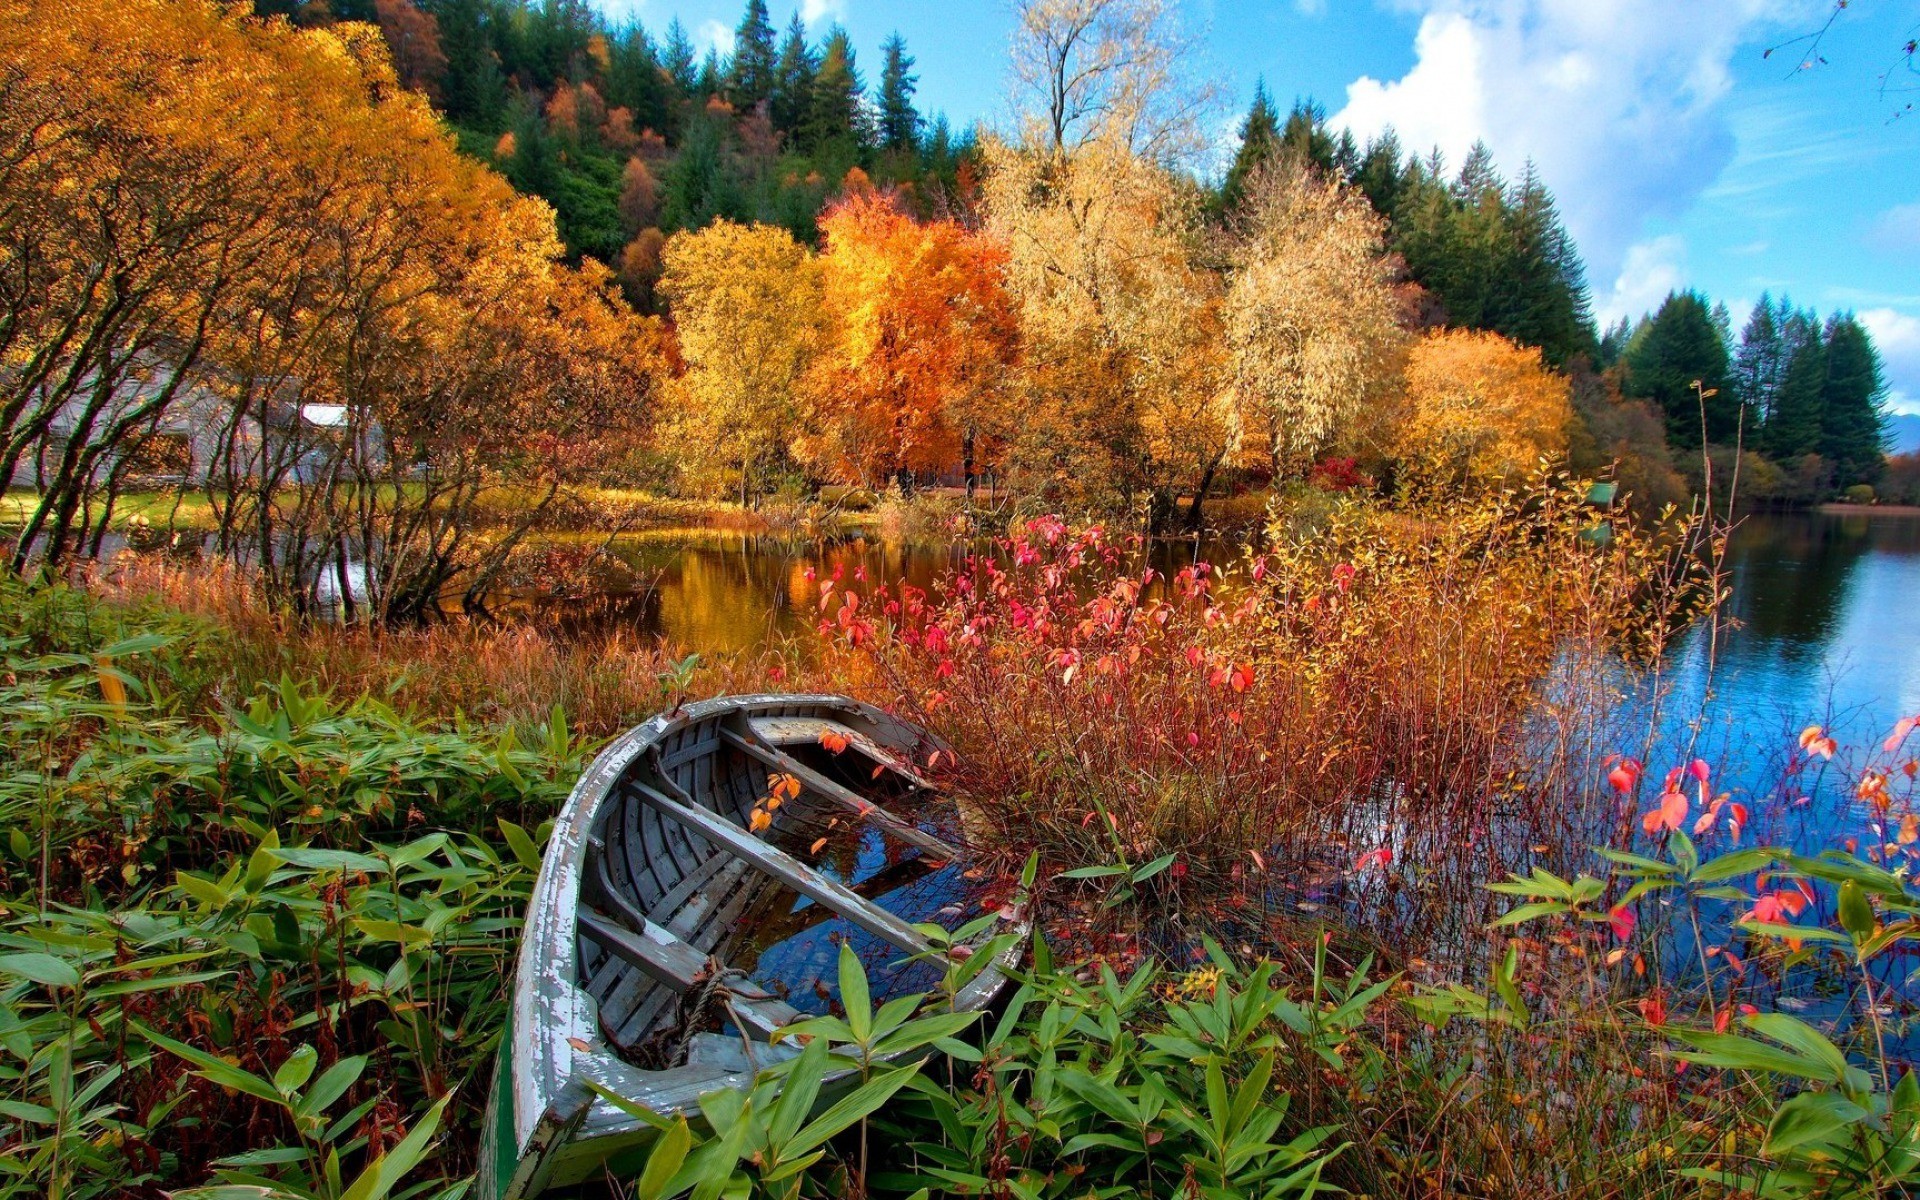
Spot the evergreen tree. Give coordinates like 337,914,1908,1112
1732,292,1787,425
660,100,747,230
1352,131,1405,218
1818,315,1889,487
526,0,596,88
802,25,867,157
1279,98,1337,174
728,0,776,111
1764,330,1828,463
662,19,697,95
770,14,817,138
430,0,507,129
604,22,673,136
1495,164,1597,366
1332,128,1359,179
1621,290,1737,447
696,47,725,100
1217,81,1280,216
1597,316,1633,369
876,32,920,154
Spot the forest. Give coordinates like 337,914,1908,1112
7,0,1894,626
7,3,1920,1200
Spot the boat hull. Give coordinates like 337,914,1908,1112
477,694,1020,1199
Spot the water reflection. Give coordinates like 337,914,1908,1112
1665,511,1920,803
528,530,1229,654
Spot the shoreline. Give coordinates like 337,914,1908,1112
1816,502,1920,517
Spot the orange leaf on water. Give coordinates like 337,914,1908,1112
819,730,851,754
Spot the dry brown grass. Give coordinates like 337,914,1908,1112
92,556,806,738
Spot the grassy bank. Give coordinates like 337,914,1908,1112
6,496,1920,1198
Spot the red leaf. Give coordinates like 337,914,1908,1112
1608,905,1636,941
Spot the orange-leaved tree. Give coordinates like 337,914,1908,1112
1396,328,1573,488
802,191,1019,493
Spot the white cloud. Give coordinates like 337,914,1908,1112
696,18,733,58
1599,234,1688,324
1331,0,1791,286
1861,307,1920,414
1870,202,1920,253
800,0,845,25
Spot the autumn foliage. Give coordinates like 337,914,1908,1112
817,479,1673,924
0,0,663,617
802,191,1018,487
1397,328,1574,486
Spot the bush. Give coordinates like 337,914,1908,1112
816,477,1707,959
1843,483,1876,505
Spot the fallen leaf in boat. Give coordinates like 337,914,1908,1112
567,1038,592,1051
819,730,851,754
750,809,772,833
810,837,828,854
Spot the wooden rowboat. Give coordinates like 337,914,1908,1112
478,694,1023,1200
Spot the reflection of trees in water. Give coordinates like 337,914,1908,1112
1724,514,1875,652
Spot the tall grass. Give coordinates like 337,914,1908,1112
92,556,796,738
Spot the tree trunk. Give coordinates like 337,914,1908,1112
1183,452,1224,535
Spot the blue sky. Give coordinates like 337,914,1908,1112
605,0,1919,413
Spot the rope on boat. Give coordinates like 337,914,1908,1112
673,955,780,1075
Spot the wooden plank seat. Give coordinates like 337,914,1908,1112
629,775,936,959
576,911,801,1043
744,715,937,790
715,725,961,862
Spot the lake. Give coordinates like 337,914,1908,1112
1658,509,1920,847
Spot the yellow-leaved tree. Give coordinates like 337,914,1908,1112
981,136,1230,527
0,0,662,619
657,221,824,501
1396,328,1573,487
1224,162,1406,475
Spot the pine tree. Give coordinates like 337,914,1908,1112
1764,331,1827,463
729,0,776,111
696,48,725,100
526,0,595,88
1279,98,1337,174
1218,81,1280,216
1352,131,1404,218
1496,165,1596,366
604,22,673,136
431,0,507,129
770,14,816,138
1732,293,1787,425
802,25,867,158
1597,317,1632,369
662,19,697,95
660,100,747,230
876,32,920,154
1621,290,1737,447
1818,315,1889,487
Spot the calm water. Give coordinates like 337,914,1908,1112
528,529,1223,653
539,513,1920,856
1659,510,1920,844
